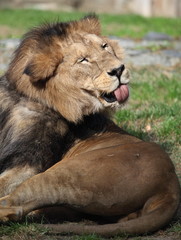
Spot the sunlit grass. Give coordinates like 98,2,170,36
0,9,180,39
115,68,181,142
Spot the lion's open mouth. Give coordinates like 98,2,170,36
101,84,129,103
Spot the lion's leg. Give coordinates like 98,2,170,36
0,166,38,198
0,164,87,222
0,174,49,221
42,176,181,236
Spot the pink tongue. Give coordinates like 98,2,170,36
114,85,129,103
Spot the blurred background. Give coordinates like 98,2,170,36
0,0,181,17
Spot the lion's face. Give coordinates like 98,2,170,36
59,33,129,107
7,16,130,122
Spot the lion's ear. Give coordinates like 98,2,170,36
76,15,101,35
24,50,62,82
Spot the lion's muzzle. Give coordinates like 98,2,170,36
102,64,129,103
107,64,125,80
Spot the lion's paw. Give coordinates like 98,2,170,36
0,206,23,222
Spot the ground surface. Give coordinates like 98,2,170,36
0,31,181,72
0,12,180,240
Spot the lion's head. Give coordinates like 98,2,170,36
6,15,130,122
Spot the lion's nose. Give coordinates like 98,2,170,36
108,64,125,80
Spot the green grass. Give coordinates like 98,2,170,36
100,14,181,39
0,219,180,240
135,41,174,52
115,69,181,142
167,219,181,234
74,234,102,240
0,222,48,239
0,9,181,39
0,9,83,30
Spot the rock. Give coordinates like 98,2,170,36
126,49,149,56
174,41,181,50
0,39,19,49
141,40,170,48
110,36,137,49
144,32,172,41
125,52,180,67
161,50,181,58
0,63,7,73
0,37,181,73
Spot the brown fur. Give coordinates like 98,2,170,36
0,129,180,236
0,15,128,198
7,15,126,122
6,17,126,122
0,16,180,237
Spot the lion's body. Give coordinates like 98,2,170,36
0,16,180,236
0,74,109,196
0,76,66,174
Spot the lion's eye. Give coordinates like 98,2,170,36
102,43,108,49
78,58,89,63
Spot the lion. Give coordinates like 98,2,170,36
0,15,129,197
0,15,180,237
